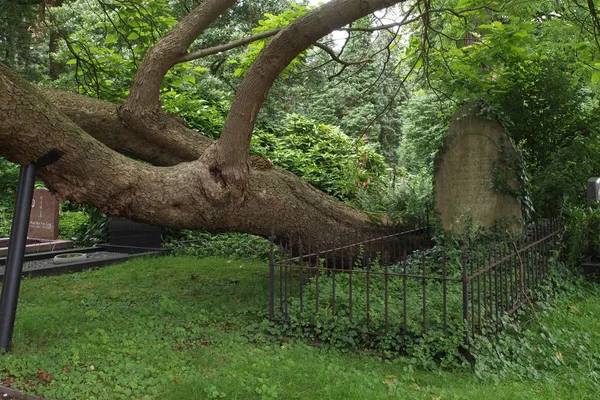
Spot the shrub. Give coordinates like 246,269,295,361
59,212,89,241
563,205,600,267
171,231,271,260
251,114,388,201
0,157,19,210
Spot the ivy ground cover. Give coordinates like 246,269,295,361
0,256,599,399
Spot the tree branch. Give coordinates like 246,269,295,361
176,28,282,63
118,0,237,163
123,0,237,111
313,42,371,66
0,61,386,248
213,0,406,190
37,87,210,166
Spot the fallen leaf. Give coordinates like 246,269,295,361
36,370,53,383
384,379,395,386
90,364,95,371
412,382,420,389
1,377,15,387
173,377,181,384
556,352,563,362
62,365,71,373
200,338,211,346
190,274,199,280
567,305,580,313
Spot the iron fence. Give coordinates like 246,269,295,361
462,218,562,342
268,218,563,346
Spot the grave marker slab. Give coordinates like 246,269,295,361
434,102,522,232
28,188,59,240
587,177,600,208
109,217,162,248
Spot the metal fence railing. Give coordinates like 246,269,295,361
268,218,562,346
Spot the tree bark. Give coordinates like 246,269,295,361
0,62,386,248
118,0,237,163
38,87,210,166
0,0,409,249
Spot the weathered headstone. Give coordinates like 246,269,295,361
434,103,522,232
587,178,600,208
109,216,162,248
28,188,59,240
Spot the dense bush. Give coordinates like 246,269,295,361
563,205,600,267
72,206,109,246
170,231,271,260
349,168,433,219
161,88,230,140
532,133,600,216
59,212,90,241
0,157,19,211
251,114,388,201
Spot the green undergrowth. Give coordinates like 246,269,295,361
0,256,598,399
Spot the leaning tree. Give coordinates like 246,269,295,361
3,0,598,247
0,0,411,247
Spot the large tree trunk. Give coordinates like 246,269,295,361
0,0,407,249
0,62,387,248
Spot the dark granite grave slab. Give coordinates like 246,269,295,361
0,237,74,257
109,217,162,248
0,244,171,280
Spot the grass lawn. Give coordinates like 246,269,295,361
0,255,599,399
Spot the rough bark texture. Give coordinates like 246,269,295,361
0,62,384,248
0,0,408,248
38,87,210,166
118,0,237,164
213,0,405,189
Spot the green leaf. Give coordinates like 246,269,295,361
592,71,600,85
127,32,139,41
414,57,423,70
104,33,119,45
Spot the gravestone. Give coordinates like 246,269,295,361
587,178,600,208
434,103,522,232
28,188,59,240
109,216,162,248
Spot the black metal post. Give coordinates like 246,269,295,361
268,233,275,319
0,164,37,351
461,242,470,345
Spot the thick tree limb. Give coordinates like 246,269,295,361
123,0,237,111
0,0,415,247
38,87,210,166
214,0,406,189
118,0,237,163
0,61,385,248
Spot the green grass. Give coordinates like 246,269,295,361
0,256,599,399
